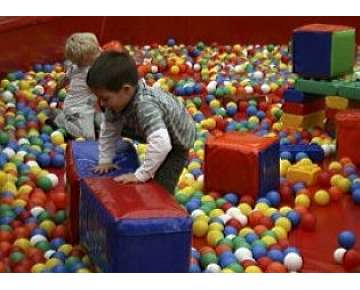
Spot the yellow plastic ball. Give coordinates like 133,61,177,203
170,65,180,74
313,190,330,206
275,217,292,232
209,209,224,218
336,178,351,193
239,227,254,237
238,203,252,216
0,171,8,186
46,258,62,269
295,194,311,208
31,263,46,273
255,202,269,214
58,244,73,256
77,268,91,273
209,99,221,110
272,226,288,240
207,230,224,247
50,131,65,145
261,235,277,247
19,185,33,195
245,265,262,273
330,174,343,187
264,207,278,217
329,161,342,172
13,199,27,208
279,206,292,216
201,195,214,203
40,220,56,234
14,238,31,251
193,220,209,238
2,181,17,194
208,222,224,232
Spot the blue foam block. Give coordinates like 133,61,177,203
293,30,332,78
71,140,140,178
283,88,322,104
280,143,325,164
259,140,280,196
79,179,192,273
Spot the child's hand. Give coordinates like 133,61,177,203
93,163,119,175
114,173,139,184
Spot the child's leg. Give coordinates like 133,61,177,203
60,112,96,140
154,147,188,195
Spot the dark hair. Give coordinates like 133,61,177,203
86,50,138,91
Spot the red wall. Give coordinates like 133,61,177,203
0,16,359,74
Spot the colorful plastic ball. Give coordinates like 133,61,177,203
352,189,360,205
275,217,292,232
300,213,316,232
337,178,351,193
193,220,209,238
234,247,253,262
313,190,330,206
37,153,51,168
283,253,303,272
36,176,53,192
244,265,262,273
50,131,64,145
31,263,46,273
287,211,301,227
252,245,267,260
223,193,239,205
51,264,68,273
51,154,65,168
200,252,218,269
265,191,280,207
207,230,224,247
189,263,201,273
343,249,360,272
338,231,356,249
295,194,311,208
267,249,284,263
334,248,347,264
167,38,176,46
280,151,292,161
295,152,308,162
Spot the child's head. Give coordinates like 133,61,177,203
87,51,139,112
64,32,101,67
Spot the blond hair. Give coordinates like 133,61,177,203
64,32,100,67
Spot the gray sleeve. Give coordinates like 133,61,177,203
136,101,167,138
98,114,123,164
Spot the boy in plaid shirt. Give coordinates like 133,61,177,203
87,51,196,194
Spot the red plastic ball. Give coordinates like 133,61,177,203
257,256,272,271
343,250,360,272
300,212,317,232
248,211,264,228
317,171,332,187
266,262,287,273
240,195,255,207
329,186,343,202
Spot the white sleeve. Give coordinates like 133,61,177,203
134,128,172,182
98,115,123,164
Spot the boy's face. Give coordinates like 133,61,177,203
93,85,135,112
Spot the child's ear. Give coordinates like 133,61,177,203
122,84,135,95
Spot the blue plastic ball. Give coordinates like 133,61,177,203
205,94,215,103
287,211,301,227
246,106,258,117
51,154,65,168
293,182,305,193
52,264,68,273
267,249,284,262
37,153,51,168
245,232,259,244
167,38,176,47
283,247,300,256
295,152,308,162
224,225,237,236
50,238,65,250
352,189,360,205
265,191,281,207
338,231,356,249
189,263,201,273
280,151,293,161
252,245,267,259
223,193,239,205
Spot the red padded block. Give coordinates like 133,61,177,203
295,23,354,32
82,178,187,219
204,132,279,198
64,142,80,243
283,98,325,115
336,110,360,165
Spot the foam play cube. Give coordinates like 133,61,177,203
283,98,325,115
281,111,325,129
286,160,322,186
79,178,192,272
283,88,323,104
337,81,360,101
280,144,324,164
294,79,339,96
293,24,356,78
326,96,349,110
204,132,279,198
65,140,139,243
336,110,360,165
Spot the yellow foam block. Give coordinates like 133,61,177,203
286,162,321,186
281,111,325,129
325,96,349,110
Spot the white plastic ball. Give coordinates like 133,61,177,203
233,213,248,226
284,253,303,272
226,207,242,217
47,173,59,187
321,144,332,157
2,90,14,102
333,248,347,264
206,263,221,273
329,144,336,154
18,138,30,145
44,250,56,259
34,85,45,95
3,147,15,159
225,234,236,240
253,71,264,80
218,214,232,224
27,161,40,168
235,247,253,262
191,209,206,220
30,206,45,218
234,65,244,74
151,66,158,73
261,83,271,94
30,234,47,246
244,85,254,94
193,64,201,72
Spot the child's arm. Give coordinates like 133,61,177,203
133,128,172,182
98,116,123,165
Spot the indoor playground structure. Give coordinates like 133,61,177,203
1,16,360,273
